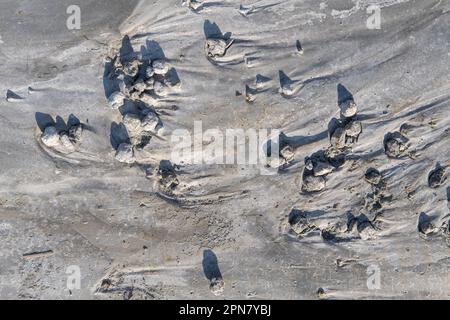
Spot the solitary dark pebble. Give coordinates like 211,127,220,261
301,169,326,193
365,168,382,185
428,166,446,188
204,38,234,59
417,212,439,237
384,131,409,158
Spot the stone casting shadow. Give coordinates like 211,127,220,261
35,112,81,133
202,249,222,281
203,20,231,40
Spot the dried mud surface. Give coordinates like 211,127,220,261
0,0,449,299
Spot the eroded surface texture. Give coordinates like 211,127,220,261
0,0,449,299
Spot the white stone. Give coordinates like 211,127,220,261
152,60,169,75
123,59,140,77
115,143,135,164
302,170,326,192
153,81,168,97
59,133,76,153
122,113,143,139
344,121,362,138
130,91,141,100
358,222,377,240
41,126,60,148
385,134,409,158
209,278,224,296
205,39,229,58
339,99,357,118
280,83,296,96
280,145,295,163
142,112,163,134
108,91,126,109
330,127,346,149
133,79,147,94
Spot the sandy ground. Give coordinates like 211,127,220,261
0,0,449,299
